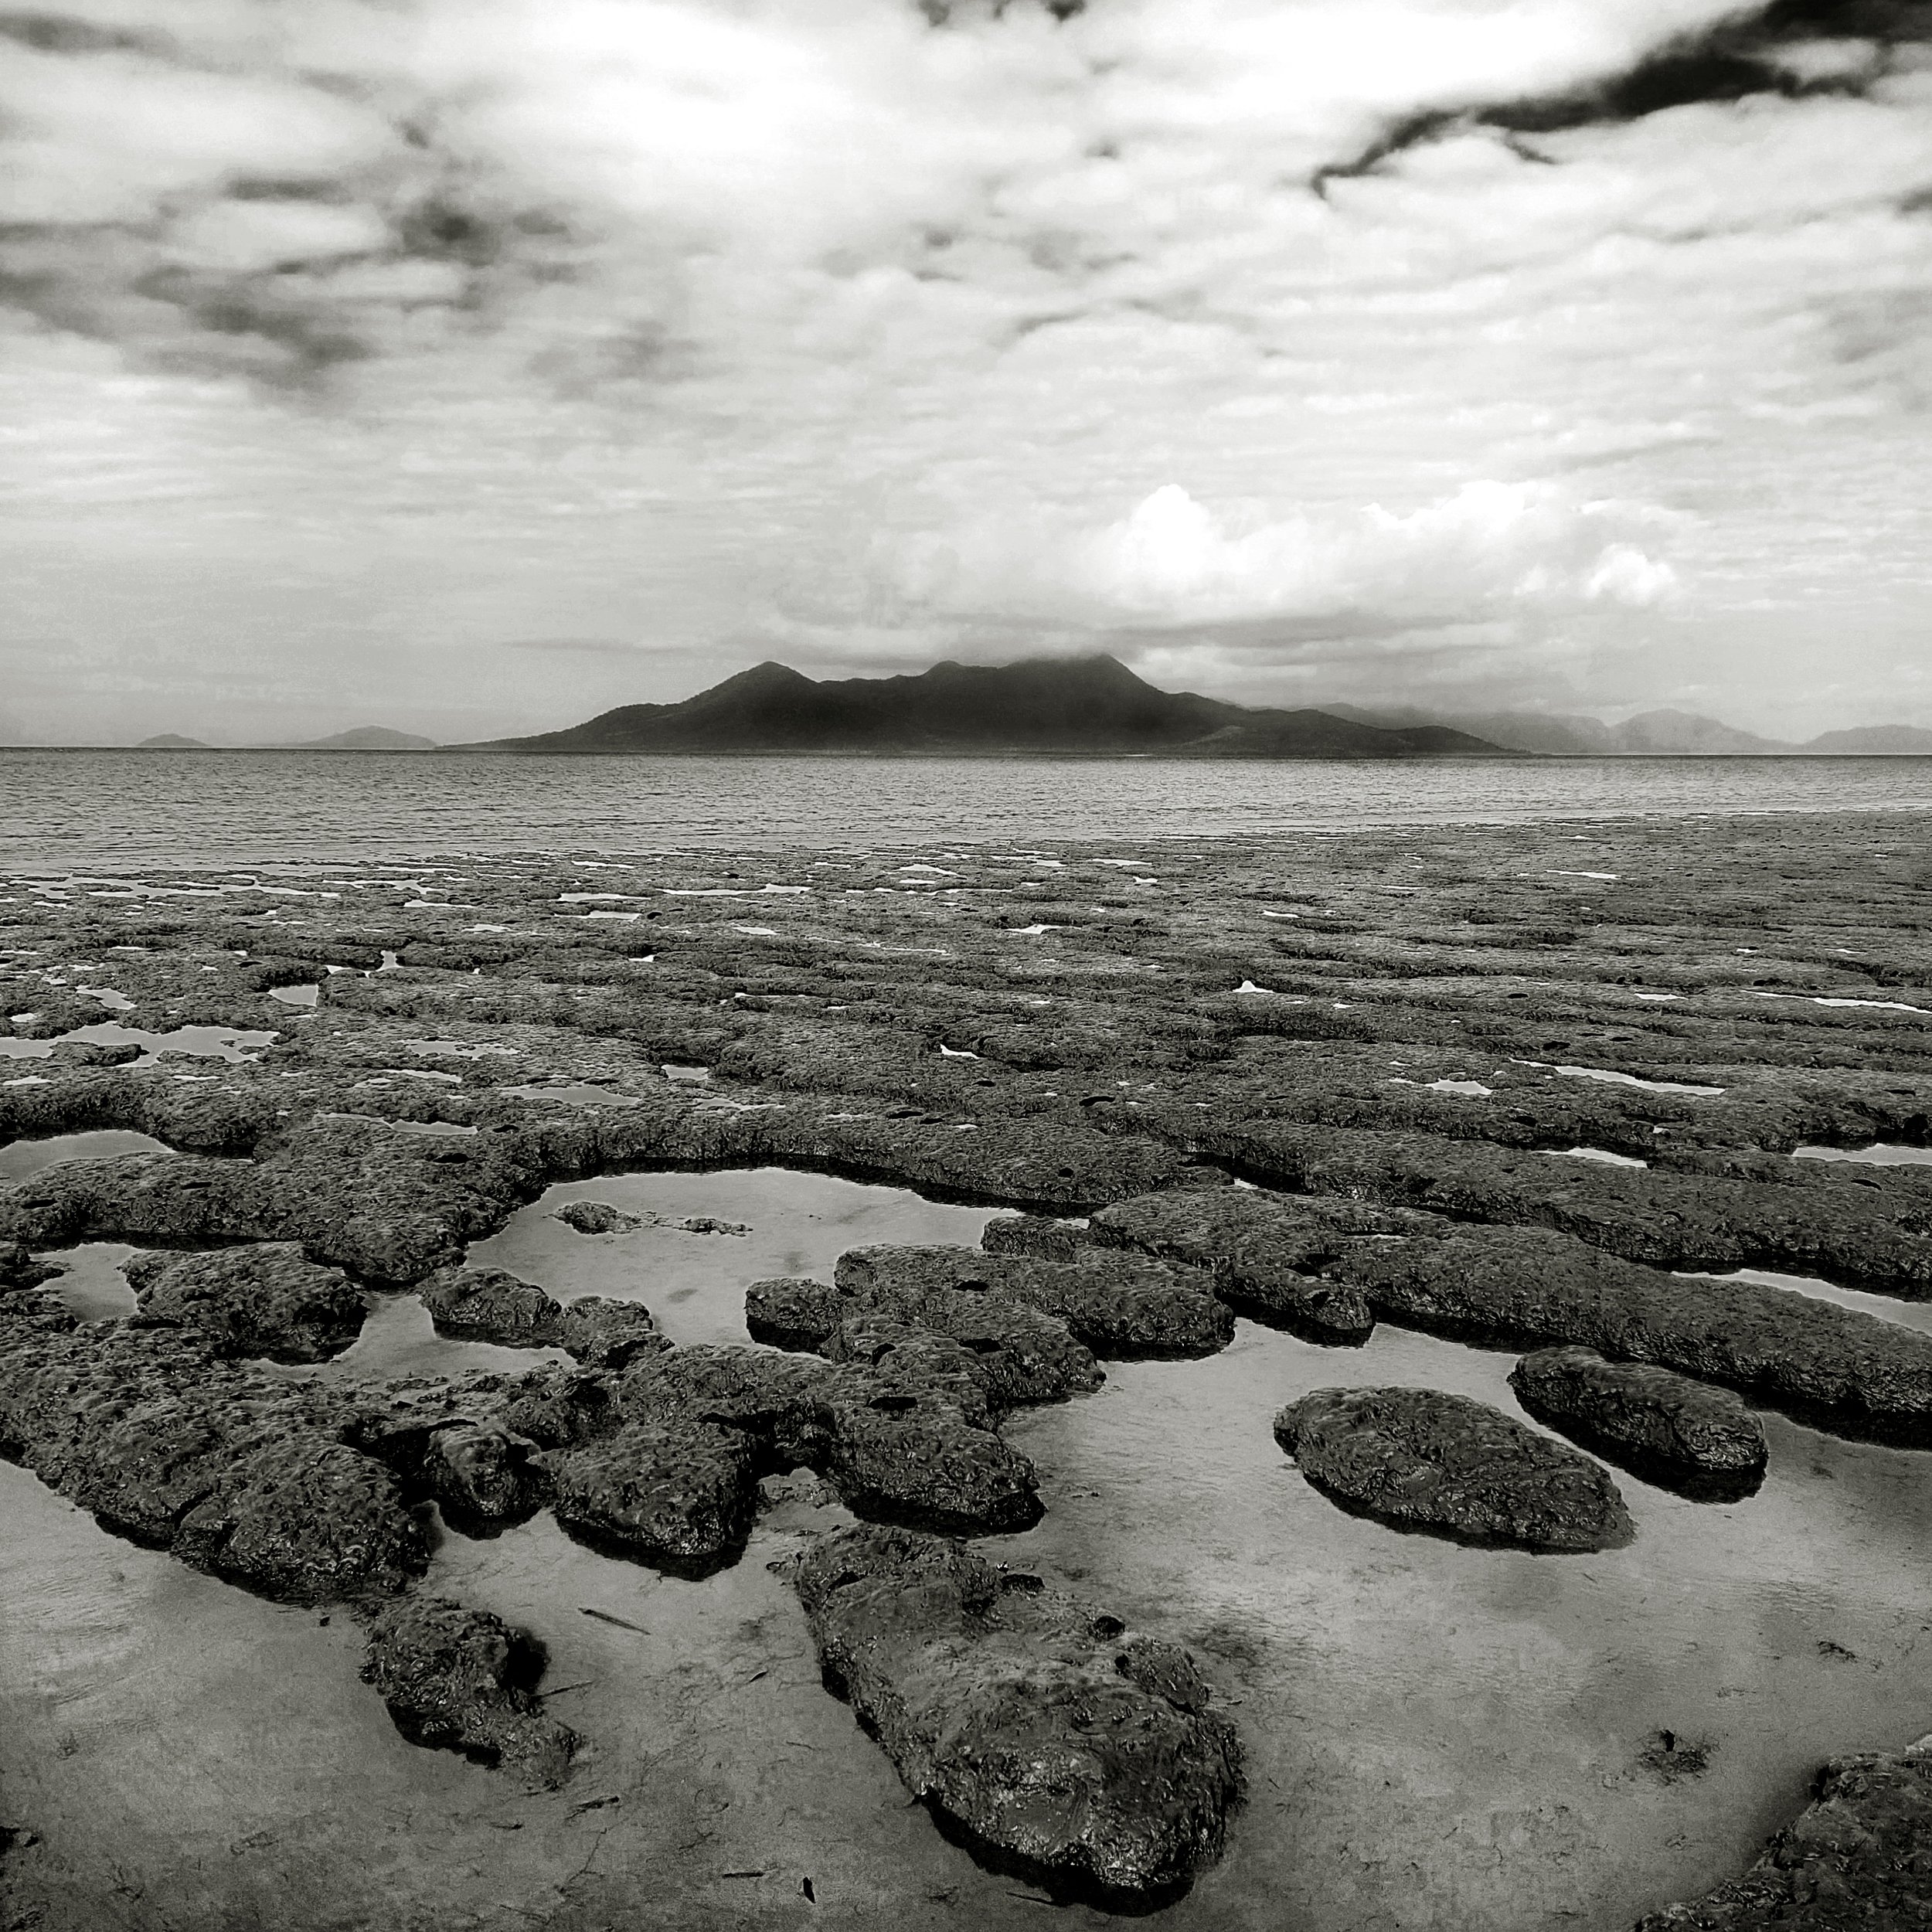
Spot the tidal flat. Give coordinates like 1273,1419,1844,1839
3,811,1930,1929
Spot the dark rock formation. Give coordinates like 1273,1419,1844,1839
1275,1386,1634,1553
554,1296,669,1369
745,1275,845,1352
1088,1189,1379,1344
1332,1223,1932,1446
420,1265,563,1346
125,1243,366,1362
838,1241,1233,1359
1632,1739,1932,1928
550,1200,640,1234
1510,1348,1767,1499
0,1240,56,1294
359,1595,577,1788
795,1523,1243,1907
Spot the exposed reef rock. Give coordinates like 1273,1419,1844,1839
1275,1386,1634,1552
1087,1189,1381,1342
359,1595,577,1789
795,1523,1243,1907
420,1264,566,1346
838,1241,1233,1359
554,1295,670,1369
1510,1347,1767,1499
125,1243,366,1362
1633,1738,1932,1928
0,1311,427,1603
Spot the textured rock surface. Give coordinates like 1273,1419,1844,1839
795,1523,1243,1906
359,1595,577,1789
1510,1347,1768,1499
554,1294,670,1368
1089,1189,1381,1342
125,1242,366,1362
1632,1739,1932,1929
1275,1386,1634,1553
851,1240,1235,1359
420,1264,563,1345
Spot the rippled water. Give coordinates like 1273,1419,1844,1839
4,750,1930,869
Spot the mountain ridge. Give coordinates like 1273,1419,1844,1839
1323,702,1932,756
463,655,1506,759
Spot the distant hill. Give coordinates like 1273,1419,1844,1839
134,733,210,750
1326,702,1932,756
467,655,1505,760
298,726,438,750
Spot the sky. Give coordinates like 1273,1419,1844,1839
1,0,1928,744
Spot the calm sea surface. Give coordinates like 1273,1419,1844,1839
4,749,1930,871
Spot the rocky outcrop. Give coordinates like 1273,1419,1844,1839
837,1242,1233,1359
420,1265,564,1346
359,1596,577,1788
1275,1386,1634,1553
1087,1189,1380,1344
1510,1348,1767,1499
125,1243,366,1362
1332,1223,1932,1446
1632,1739,1932,1928
795,1524,1243,1907
554,1296,669,1368
0,1309,428,1602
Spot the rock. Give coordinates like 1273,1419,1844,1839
1632,1740,1932,1928
550,1200,641,1235
1334,1223,1932,1446
419,1265,563,1346
555,1297,670,1369
547,1418,761,1576
1510,1348,1767,1499
124,1243,366,1363
832,1250,1104,1407
0,1241,56,1294
745,1275,845,1352
795,1524,1243,1907
842,1243,1233,1359
1274,1386,1634,1553
1089,1190,1379,1344
0,1309,427,1604
359,1595,577,1789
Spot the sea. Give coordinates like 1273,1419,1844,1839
5,748,1932,871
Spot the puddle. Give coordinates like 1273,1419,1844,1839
1536,1063,1725,1098
304,1294,564,1383
464,1168,996,1350
32,1242,140,1320
0,1130,171,1182
0,1022,277,1066
270,984,321,1008
12,1291,1932,1930
1794,1144,1932,1168
1675,1267,1932,1338
1548,1146,1649,1169
500,1083,646,1109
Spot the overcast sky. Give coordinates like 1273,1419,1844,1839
2,0,1928,743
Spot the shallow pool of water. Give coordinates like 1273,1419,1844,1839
0,1130,171,1182
1794,1142,1932,1168
9,1175,1932,1930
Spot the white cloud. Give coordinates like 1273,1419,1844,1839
886,480,1679,628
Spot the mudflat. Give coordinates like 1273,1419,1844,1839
2,810,1929,1929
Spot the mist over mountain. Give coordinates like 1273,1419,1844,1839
1323,704,1932,757
295,726,439,750
467,655,1504,759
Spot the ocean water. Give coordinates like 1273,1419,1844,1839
3,748,1930,869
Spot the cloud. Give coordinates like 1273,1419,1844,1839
0,0,1929,737
884,480,1680,631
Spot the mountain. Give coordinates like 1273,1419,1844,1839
298,726,438,750
469,655,1505,759
134,733,210,750
1327,702,1932,755
1802,724,1932,755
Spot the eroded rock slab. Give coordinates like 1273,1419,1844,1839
1510,1347,1767,1499
125,1243,366,1362
420,1264,565,1346
1274,1386,1634,1552
360,1595,577,1789
1633,1738,1932,1929
795,1523,1243,1907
